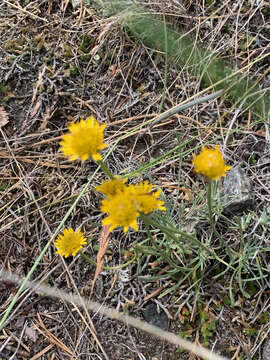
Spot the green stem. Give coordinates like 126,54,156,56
207,180,215,234
143,214,211,254
207,181,233,256
143,215,196,243
97,160,115,179
80,252,137,270
143,222,186,271
142,213,236,271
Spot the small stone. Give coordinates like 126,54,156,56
220,166,253,215
142,303,169,331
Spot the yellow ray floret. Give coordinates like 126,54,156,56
192,145,231,180
55,228,87,258
128,181,166,214
96,177,128,197
100,181,166,232
101,193,139,233
60,116,107,162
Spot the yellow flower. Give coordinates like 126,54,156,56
101,193,139,233
128,181,166,214
54,228,87,257
192,146,231,180
96,177,128,197
60,116,107,162
100,181,166,232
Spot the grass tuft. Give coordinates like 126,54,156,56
100,0,270,119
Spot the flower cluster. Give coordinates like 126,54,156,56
192,145,231,180
57,116,231,258
56,116,166,257
97,178,166,233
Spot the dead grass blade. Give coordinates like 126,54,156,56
0,107,9,129
90,225,111,297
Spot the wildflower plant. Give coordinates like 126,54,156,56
52,104,270,303
2,114,268,335
57,116,166,263
55,115,270,303
192,146,232,257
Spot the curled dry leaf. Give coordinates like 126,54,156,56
0,107,9,128
90,225,111,298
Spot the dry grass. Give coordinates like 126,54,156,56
0,0,270,359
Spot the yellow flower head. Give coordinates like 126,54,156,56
101,193,139,233
96,177,128,197
54,228,87,258
128,181,166,214
192,145,231,180
99,180,166,232
60,116,107,162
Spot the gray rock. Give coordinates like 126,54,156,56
142,303,169,331
220,166,253,215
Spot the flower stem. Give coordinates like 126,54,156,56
97,160,115,179
207,181,233,256
207,180,216,234
142,214,206,251
141,213,236,270
80,251,137,270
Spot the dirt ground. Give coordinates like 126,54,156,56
0,0,270,359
